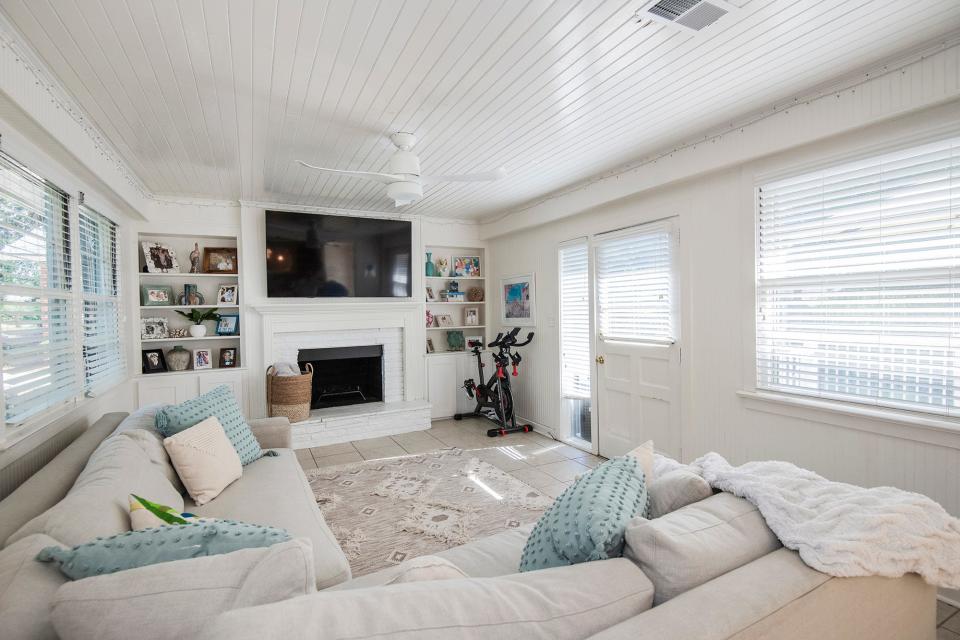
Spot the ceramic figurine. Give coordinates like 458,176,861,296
189,243,201,273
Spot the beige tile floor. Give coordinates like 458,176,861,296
297,417,959,635
295,416,604,499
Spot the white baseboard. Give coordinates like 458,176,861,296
940,587,960,608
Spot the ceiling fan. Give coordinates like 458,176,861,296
297,132,507,207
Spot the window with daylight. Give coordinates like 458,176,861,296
0,148,125,442
595,221,676,344
756,135,960,417
79,202,125,396
560,240,592,441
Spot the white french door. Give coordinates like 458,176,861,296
593,219,681,459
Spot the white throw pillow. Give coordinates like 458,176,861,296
625,440,656,482
163,416,242,506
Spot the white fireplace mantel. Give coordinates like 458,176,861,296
248,302,425,420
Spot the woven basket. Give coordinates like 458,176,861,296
266,363,313,423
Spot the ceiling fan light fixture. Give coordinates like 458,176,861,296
387,180,422,207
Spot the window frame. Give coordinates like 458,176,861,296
750,131,960,424
0,146,126,449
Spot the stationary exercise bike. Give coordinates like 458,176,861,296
455,327,535,437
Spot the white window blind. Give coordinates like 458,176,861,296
757,135,960,417
0,150,78,428
560,241,590,399
79,202,124,396
596,221,675,343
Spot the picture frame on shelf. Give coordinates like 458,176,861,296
426,286,437,302
436,314,454,328
141,241,180,273
141,349,167,374
217,284,239,305
501,273,536,326
140,317,170,340
216,314,240,336
140,284,174,306
426,338,436,353
203,247,238,274
193,348,212,370
464,307,479,326
219,348,238,368
453,256,481,278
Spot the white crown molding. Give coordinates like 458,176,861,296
0,9,153,202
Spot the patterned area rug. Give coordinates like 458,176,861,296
306,448,551,577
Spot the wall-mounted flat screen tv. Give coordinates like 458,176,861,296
265,210,412,298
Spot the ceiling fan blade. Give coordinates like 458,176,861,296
296,161,402,184
422,167,507,185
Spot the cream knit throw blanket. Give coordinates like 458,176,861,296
685,452,960,589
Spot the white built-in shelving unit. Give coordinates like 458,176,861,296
134,233,247,409
422,246,487,356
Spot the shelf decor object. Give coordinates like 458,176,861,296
178,284,204,306
425,251,437,277
140,284,174,306
141,317,170,340
142,349,168,374
174,308,221,338
453,256,481,277
166,345,191,371
216,314,240,336
203,247,238,274
188,242,202,273
266,363,313,423
142,241,181,273
193,348,213,370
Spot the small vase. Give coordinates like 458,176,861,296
167,345,190,371
425,252,437,277
189,324,207,338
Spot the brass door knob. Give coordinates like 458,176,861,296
596,355,605,364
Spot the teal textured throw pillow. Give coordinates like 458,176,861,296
36,520,290,580
519,456,649,572
155,385,262,465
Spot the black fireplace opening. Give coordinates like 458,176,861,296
297,345,384,410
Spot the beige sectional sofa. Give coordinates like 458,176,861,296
0,410,937,640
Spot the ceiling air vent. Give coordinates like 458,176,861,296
637,0,734,32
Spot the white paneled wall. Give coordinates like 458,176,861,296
487,97,960,516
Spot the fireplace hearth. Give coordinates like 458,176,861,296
298,345,384,409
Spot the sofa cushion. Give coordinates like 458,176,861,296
647,468,712,518
7,435,184,548
203,557,654,640
520,456,648,572
333,523,535,591
163,416,243,506
624,492,782,604
0,413,126,547
185,449,351,589
155,385,262,465
0,534,68,640
50,539,315,640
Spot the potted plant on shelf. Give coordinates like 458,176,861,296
175,308,221,338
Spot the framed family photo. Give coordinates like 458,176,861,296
140,284,174,306
216,314,240,336
203,247,238,274
217,284,239,305
500,274,535,326
140,317,170,340
141,241,180,273
219,348,238,368
141,349,167,374
193,348,212,370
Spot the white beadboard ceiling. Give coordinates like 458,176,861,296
1,0,958,220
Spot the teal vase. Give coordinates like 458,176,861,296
425,252,437,277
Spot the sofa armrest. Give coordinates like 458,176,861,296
248,417,292,449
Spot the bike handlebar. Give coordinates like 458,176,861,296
513,332,535,347
487,332,504,348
